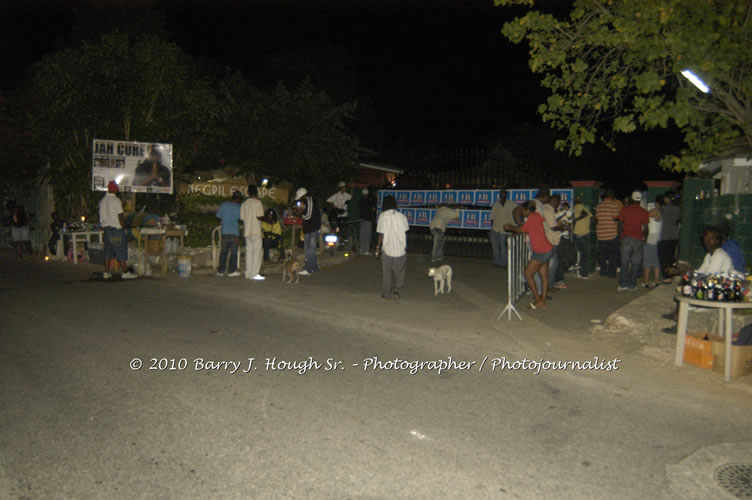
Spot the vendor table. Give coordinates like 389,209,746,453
673,295,752,382
137,228,186,277
62,231,103,264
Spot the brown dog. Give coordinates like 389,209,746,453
282,254,300,284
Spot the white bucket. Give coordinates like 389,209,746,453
177,255,192,278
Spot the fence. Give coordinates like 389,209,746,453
498,233,530,320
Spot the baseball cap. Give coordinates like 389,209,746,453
107,180,119,193
338,181,346,188
295,187,307,200
631,191,642,201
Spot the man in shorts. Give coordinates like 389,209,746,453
98,181,137,280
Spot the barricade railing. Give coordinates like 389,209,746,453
498,233,530,320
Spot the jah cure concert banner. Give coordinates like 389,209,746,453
92,139,173,194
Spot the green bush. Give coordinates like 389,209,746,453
183,212,219,247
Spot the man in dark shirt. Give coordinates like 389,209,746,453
359,188,374,255
658,191,681,282
296,187,321,275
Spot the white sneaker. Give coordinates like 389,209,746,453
253,274,266,281
228,271,241,277
216,272,225,277
298,270,311,276
102,272,112,280
122,272,138,280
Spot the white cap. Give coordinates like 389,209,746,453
362,188,369,196
631,191,642,201
338,181,346,188
295,188,307,200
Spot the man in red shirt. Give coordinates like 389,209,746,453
505,201,553,310
617,191,649,291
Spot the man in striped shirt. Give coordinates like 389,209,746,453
596,189,622,278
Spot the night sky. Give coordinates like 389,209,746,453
1,0,683,189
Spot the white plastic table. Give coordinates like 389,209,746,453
62,231,104,264
673,295,752,382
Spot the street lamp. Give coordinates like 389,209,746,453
681,69,710,93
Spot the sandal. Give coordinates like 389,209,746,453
529,302,537,310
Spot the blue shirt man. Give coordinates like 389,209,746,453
215,191,243,276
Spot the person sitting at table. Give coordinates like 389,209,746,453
262,209,282,262
696,225,734,275
662,225,733,332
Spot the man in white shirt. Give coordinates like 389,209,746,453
662,225,733,333
429,205,460,262
98,180,137,280
375,195,410,299
240,185,266,280
697,226,733,274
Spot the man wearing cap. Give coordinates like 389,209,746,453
240,185,265,281
215,190,243,277
616,191,649,291
327,181,352,236
98,181,137,280
296,187,321,275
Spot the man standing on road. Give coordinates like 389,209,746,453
375,195,409,300
489,187,516,268
359,188,374,255
658,191,681,282
596,189,622,278
98,180,137,280
617,191,649,291
216,191,243,277
296,187,321,276
429,204,460,262
572,196,592,279
541,194,567,290
240,185,265,281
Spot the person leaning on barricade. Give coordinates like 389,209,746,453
504,201,553,310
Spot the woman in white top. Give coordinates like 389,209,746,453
642,196,663,288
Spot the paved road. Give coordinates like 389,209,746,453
1,252,750,498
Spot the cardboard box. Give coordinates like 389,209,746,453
146,238,164,254
684,333,714,369
710,334,752,379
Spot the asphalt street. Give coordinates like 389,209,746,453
1,251,751,499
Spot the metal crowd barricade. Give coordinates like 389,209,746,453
498,233,530,320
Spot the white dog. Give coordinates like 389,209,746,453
428,265,452,295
